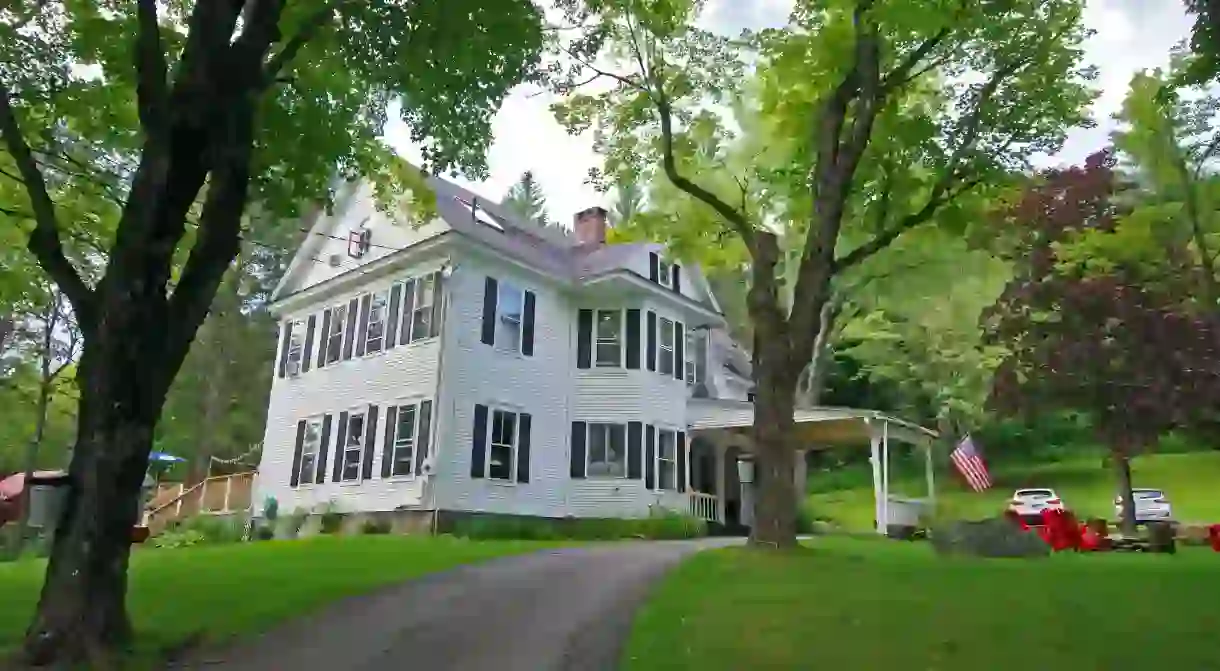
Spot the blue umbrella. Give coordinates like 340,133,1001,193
149,451,185,464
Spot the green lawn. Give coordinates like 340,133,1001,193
623,536,1220,670
0,535,559,660
808,451,1220,531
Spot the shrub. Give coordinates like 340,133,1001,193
285,507,309,538
253,525,275,541
153,529,207,549
360,517,393,535
176,514,247,543
451,510,706,541
318,505,344,535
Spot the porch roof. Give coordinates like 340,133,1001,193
686,398,937,448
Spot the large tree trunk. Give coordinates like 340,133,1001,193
22,343,161,665
1112,448,1136,536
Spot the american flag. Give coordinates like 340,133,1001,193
950,434,992,492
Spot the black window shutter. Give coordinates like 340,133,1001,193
416,400,433,475
430,271,444,338
576,309,593,369
625,309,641,369
645,425,656,489
316,414,332,484
317,309,332,368
672,264,682,294
648,251,659,283
289,420,306,486
355,293,372,357
646,311,657,371
517,413,532,483
627,421,643,479
381,405,397,478
399,278,417,343
674,321,685,381
333,411,349,481
342,298,358,360
361,405,379,480
471,404,488,478
522,291,536,356
301,315,316,372
277,321,292,378
677,431,687,492
386,283,402,349
481,277,498,345
570,421,587,478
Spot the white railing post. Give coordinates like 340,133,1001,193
223,476,233,512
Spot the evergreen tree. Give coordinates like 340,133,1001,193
501,171,551,227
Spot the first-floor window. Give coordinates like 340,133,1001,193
364,290,388,354
496,283,524,354
341,412,365,481
595,309,623,367
658,317,675,376
489,409,518,480
391,403,418,477
587,423,627,477
325,302,346,364
657,429,677,490
297,417,324,485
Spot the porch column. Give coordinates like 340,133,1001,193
869,423,884,535
925,440,936,507
715,441,727,524
881,421,890,535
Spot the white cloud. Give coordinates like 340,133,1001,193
384,0,1194,223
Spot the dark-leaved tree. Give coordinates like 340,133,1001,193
985,151,1220,533
0,1,544,664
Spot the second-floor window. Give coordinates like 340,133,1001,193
686,329,706,386
595,309,622,367
341,412,365,482
409,274,436,343
286,319,305,374
657,259,673,289
496,282,524,354
587,423,627,477
325,303,346,364
364,290,388,354
658,317,675,376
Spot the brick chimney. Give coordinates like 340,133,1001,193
573,206,609,246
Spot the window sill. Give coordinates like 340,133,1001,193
386,474,418,483
338,479,363,487
292,483,315,491
486,479,518,487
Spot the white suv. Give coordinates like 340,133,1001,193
1008,488,1065,522
1115,488,1173,524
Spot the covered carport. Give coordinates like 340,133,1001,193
684,398,939,534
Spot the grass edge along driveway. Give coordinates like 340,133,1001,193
622,536,1220,671
0,535,564,662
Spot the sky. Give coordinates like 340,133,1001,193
383,0,1196,227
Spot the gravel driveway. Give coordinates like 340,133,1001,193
173,538,739,671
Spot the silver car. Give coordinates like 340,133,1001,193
1114,488,1173,524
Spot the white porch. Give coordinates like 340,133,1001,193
680,398,939,535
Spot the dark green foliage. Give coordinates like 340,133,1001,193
452,511,708,541
360,518,393,535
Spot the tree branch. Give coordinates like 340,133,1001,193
135,0,170,141
262,1,345,87
0,85,96,331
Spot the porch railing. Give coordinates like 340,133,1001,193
143,471,254,534
687,491,721,524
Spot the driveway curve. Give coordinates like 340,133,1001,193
173,538,740,671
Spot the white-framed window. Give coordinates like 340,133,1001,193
325,303,346,364
657,428,677,490
364,290,388,354
587,423,627,477
286,319,305,373
496,282,525,354
390,403,419,477
488,409,518,481
297,416,324,485
658,317,675,376
686,329,705,386
410,273,436,343
340,411,365,482
657,259,673,288
595,309,623,367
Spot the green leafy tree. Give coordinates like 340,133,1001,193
501,170,552,226
552,0,1094,547
0,1,544,663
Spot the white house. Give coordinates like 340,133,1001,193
254,175,938,534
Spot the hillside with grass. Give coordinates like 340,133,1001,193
806,451,1220,531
